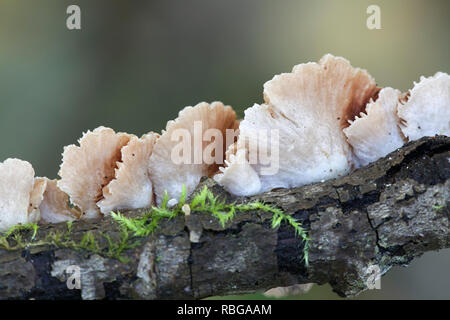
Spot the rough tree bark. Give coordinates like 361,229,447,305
0,136,448,300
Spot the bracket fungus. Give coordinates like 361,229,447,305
0,54,448,232
0,159,45,231
344,72,450,168
39,179,82,223
97,132,159,214
398,72,450,140
58,126,133,219
215,146,262,197
29,177,48,223
216,54,380,196
343,87,406,167
148,101,237,204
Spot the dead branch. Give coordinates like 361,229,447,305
0,136,448,299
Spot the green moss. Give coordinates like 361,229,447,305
0,185,310,266
100,228,140,263
0,221,134,263
188,186,310,265
0,223,42,250
190,186,236,227
66,220,73,234
3,223,39,240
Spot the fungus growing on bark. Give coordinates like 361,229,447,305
1,55,448,236
216,54,379,196
29,177,48,223
39,179,82,223
344,87,406,167
398,72,450,140
97,132,159,214
148,101,237,204
58,126,133,219
0,159,44,232
215,146,261,197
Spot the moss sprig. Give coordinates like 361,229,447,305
0,185,310,266
190,186,310,265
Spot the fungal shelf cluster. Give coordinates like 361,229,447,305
0,54,448,232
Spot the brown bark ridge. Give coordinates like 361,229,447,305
0,136,448,300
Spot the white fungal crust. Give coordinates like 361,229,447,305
344,87,406,167
97,132,159,214
148,101,237,204
39,179,82,223
216,54,379,196
0,159,41,232
398,72,450,140
57,126,133,219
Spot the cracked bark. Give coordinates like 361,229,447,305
0,136,448,300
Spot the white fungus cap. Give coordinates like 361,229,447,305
216,54,379,196
148,101,237,204
0,159,44,232
97,132,159,214
214,146,261,197
398,72,450,140
39,178,82,223
344,87,406,167
58,126,133,219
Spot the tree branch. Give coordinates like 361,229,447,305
0,136,448,299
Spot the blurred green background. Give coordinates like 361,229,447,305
0,0,448,299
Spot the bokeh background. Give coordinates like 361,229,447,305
0,0,448,299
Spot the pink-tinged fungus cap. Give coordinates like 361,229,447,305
98,132,159,214
398,72,450,140
344,87,406,167
148,101,237,204
57,126,133,219
216,54,379,196
39,178,82,223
